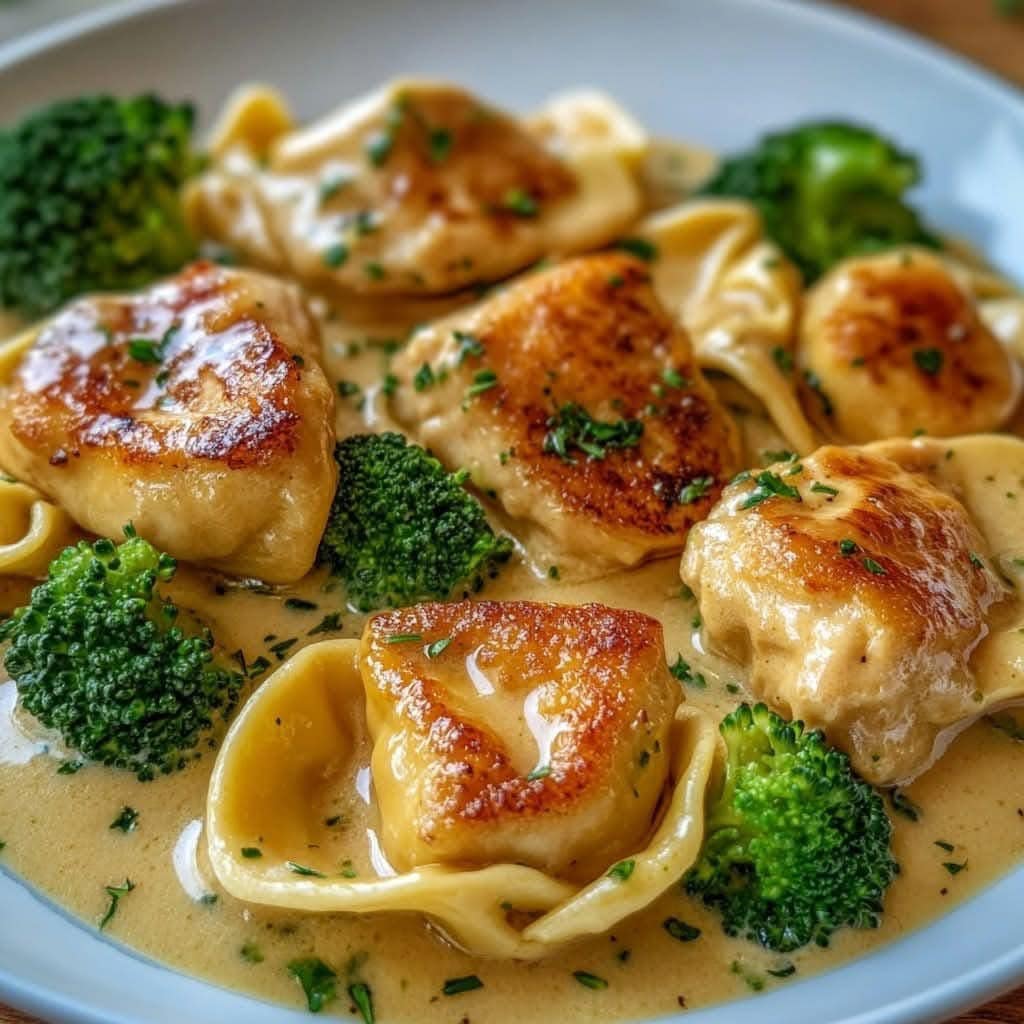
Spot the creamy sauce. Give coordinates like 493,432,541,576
0,288,1022,1024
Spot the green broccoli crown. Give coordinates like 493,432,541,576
0,94,198,317
686,703,897,952
0,526,242,780
318,432,514,612
700,120,937,281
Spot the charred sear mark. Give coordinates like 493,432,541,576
7,262,304,468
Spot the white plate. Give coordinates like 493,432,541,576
0,1,1022,1022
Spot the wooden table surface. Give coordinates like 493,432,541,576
0,1,1022,1023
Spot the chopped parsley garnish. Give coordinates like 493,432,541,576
810,481,839,496
501,187,538,217
386,633,422,644
240,941,264,964
322,243,349,268
308,613,343,636
443,975,484,996
337,380,361,398
241,847,262,859
839,538,859,556
679,475,714,505
381,372,398,397
942,861,967,876
318,174,350,204
464,368,499,399
339,860,358,879
284,597,318,612
413,362,436,392
772,345,794,373
913,348,944,375
425,637,452,659
737,471,801,510
57,759,83,775
127,338,162,364
454,330,485,364
766,962,797,979
248,656,272,678
661,367,688,389
573,971,609,991
109,806,139,833
364,261,386,281
348,981,375,1024
934,840,955,853
762,449,796,464
527,765,552,781
969,551,985,570
270,637,298,660
543,403,643,463
365,132,394,167
803,369,833,416
548,565,560,580
99,878,135,930
663,917,701,942
862,557,887,576
428,128,453,163
889,789,922,822
731,960,765,992
608,859,636,882
669,655,706,689
614,237,658,262
287,861,325,877
288,957,337,1013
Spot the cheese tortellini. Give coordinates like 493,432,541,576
0,263,337,583
639,199,817,455
799,248,1022,442
206,602,718,959
682,436,1024,785
0,478,76,578
186,80,643,300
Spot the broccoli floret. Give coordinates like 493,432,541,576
700,121,938,281
0,526,242,780
318,433,513,612
686,703,897,952
0,94,198,317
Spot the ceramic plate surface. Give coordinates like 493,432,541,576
0,1,1022,1022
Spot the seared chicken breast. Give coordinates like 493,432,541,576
800,249,1021,441
682,444,1006,785
0,262,336,582
390,253,742,573
361,600,679,882
187,80,642,299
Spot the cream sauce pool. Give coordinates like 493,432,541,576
0,309,1022,1024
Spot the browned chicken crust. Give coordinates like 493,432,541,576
391,253,741,571
800,250,1020,441
361,600,678,881
682,444,1006,784
0,262,336,582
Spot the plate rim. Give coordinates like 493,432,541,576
0,1,1021,1023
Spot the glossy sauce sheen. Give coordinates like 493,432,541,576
0,314,1022,1024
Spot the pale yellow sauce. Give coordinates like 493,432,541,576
0,305,1022,1023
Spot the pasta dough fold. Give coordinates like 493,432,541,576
186,80,643,300
206,607,717,959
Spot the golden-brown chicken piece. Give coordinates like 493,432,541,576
187,80,642,299
681,444,1007,785
361,600,679,882
800,249,1021,441
0,262,336,583
390,253,742,573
